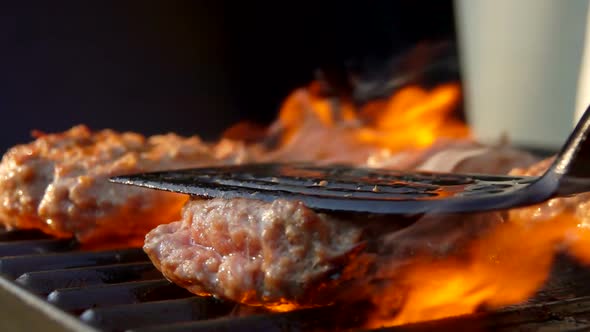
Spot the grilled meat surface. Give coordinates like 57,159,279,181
0,124,538,248
143,147,541,307
0,125,251,246
144,198,384,307
142,199,508,308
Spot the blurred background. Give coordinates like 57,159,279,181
2,1,589,153
456,0,589,149
0,1,456,152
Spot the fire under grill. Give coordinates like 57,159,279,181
2,226,590,331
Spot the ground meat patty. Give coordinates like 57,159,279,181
144,197,506,308
0,125,246,246
143,145,542,307
143,198,406,307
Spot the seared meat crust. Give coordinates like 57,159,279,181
144,198,375,307
144,196,507,307
143,144,542,306
0,125,239,245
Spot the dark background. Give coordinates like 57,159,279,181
0,1,456,152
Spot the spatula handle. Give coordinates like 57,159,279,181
551,104,590,178
544,104,590,196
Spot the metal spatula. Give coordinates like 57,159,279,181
110,106,590,215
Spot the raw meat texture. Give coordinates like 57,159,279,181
144,198,399,307
0,125,247,246
0,121,539,248
144,198,505,308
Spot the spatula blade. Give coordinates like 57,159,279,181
109,163,542,214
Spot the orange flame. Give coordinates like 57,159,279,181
366,210,590,328
277,82,468,149
224,79,590,327
357,84,469,150
247,81,469,164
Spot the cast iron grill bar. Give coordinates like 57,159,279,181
379,295,590,332
0,228,239,332
0,248,149,279
126,305,365,332
126,295,590,332
47,279,194,312
0,228,590,331
80,298,235,331
0,238,78,256
16,262,162,294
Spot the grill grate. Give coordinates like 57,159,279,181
0,227,368,332
2,227,590,331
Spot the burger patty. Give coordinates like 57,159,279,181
144,198,400,307
144,197,510,308
0,125,250,246
143,148,542,307
0,122,538,248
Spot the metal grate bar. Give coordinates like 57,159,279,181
16,262,162,294
125,305,366,332
80,297,234,331
378,295,590,332
1,229,590,331
0,238,78,256
0,248,149,279
47,279,194,312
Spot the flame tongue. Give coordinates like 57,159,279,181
364,211,580,327
228,81,470,164
220,79,590,328
357,84,468,151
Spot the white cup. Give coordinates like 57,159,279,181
455,0,589,149
576,5,590,124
